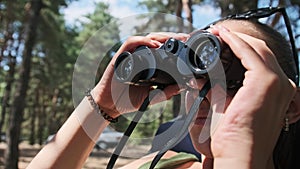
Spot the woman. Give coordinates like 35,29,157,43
187,19,300,169
120,19,300,169
27,14,300,169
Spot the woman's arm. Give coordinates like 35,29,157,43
27,90,109,169
27,32,189,169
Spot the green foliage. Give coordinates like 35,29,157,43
21,0,81,143
114,100,175,145
76,2,118,45
71,2,120,106
138,0,175,13
23,1,120,142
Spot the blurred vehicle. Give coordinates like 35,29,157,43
95,126,123,150
0,132,6,142
45,134,55,144
45,127,123,149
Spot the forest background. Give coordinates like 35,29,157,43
0,0,300,168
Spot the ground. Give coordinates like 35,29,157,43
0,142,150,169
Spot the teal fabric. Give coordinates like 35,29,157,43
138,152,199,169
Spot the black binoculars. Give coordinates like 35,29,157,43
114,31,245,87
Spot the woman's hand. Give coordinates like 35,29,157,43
93,32,190,118
210,26,297,168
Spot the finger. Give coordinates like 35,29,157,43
234,32,286,77
211,26,278,70
146,32,190,42
214,26,289,84
216,26,267,72
224,30,292,89
121,36,160,51
112,36,161,62
125,36,161,49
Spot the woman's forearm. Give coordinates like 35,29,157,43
27,93,109,169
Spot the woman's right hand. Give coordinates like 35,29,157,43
93,32,190,118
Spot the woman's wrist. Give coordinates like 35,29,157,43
87,88,119,122
213,145,271,169
73,95,109,142
214,155,272,169
214,157,251,169
211,133,255,169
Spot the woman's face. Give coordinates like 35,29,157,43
186,83,236,158
186,21,247,158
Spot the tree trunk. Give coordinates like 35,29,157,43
218,0,258,17
1,21,24,139
0,0,13,64
176,0,183,32
0,0,17,137
0,54,16,141
176,0,193,33
182,0,193,32
29,87,40,145
4,0,43,168
37,89,46,145
174,0,193,118
48,88,59,135
29,106,36,145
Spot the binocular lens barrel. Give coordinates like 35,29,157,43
114,31,222,86
185,34,221,76
114,47,157,85
114,52,134,81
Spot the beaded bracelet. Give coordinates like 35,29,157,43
85,89,118,123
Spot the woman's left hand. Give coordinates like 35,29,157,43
209,26,297,168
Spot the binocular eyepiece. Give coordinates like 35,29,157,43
114,31,244,87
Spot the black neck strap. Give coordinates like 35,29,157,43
106,89,159,169
106,81,211,169
149,81,211,169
